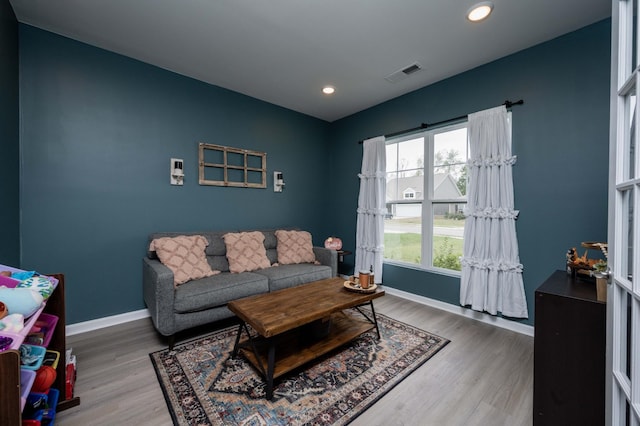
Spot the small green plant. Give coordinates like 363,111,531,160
433,237,462,271
594,260,607,272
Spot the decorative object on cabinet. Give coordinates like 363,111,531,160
198,143,267,188
565,241,608,280
0,272,80,424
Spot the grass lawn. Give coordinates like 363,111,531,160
433,218,466,228
384,233,422,263
384,232,463,270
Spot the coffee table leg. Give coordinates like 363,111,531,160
231,322,244,357
369,301,381,340
354,301,382,340
266,340,276,400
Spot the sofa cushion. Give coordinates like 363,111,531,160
275,230,317,265
149,235,219,286
174,272,269,313
256,263,332,292
223,231,271,273
262,230,279,264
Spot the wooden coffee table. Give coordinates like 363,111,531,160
228,276,385,400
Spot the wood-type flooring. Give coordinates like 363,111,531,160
56,293,533,426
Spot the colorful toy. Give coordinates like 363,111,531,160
0,287,43,317
0,313,25,332
17,276,54,300
32,365,57,393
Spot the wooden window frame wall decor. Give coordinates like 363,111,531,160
198,143,267,188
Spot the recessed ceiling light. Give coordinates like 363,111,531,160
322,86,335,95
467,2,493,22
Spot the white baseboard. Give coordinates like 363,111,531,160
382,286,534,337
66,309,150,336
65,289,534,337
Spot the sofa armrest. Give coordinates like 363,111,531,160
142,257,176,336
313,247,338,277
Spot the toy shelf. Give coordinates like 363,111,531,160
0,273,80,424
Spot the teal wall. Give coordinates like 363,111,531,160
328,20,611,325
19,25,332,323
0,0,20,266
16,19,611,326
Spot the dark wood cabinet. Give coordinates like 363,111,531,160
533,270,606,425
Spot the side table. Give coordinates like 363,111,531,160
337,250,352,276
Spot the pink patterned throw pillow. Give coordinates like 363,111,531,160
149,235,219,287
223,231,271,273
275,230,317,265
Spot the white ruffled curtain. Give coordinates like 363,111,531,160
460,106,528,318
355,136,386,283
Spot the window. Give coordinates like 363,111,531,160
384,122,468,274
198,143,267,188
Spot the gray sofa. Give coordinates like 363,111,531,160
142,229,337,347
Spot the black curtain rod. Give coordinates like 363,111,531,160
358,99,524,144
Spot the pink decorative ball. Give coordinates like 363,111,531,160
324,237,342,250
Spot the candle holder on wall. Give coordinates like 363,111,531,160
170,158,184,186
273,171,285,192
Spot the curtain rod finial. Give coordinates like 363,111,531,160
504,99,524,108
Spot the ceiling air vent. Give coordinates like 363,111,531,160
385,62,424,83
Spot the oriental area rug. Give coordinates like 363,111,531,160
150,311,449,426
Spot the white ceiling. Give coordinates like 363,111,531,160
10,0,611,122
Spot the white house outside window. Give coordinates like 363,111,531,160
384,122,468,274
403,188,416,199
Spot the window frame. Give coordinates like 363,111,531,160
384,120,469,277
